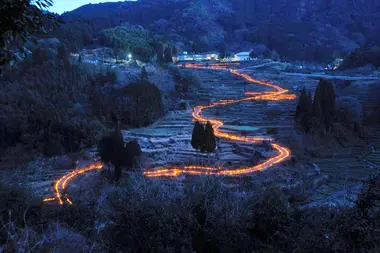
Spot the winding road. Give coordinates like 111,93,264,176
44,63,295,205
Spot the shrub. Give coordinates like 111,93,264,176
91,67,119,86
124,140,142,168
2,174,380,253
98,176,196,252
181,70,201,92
248,188,292,247
266,127,278,135
170,67,201,93
119,80,164,127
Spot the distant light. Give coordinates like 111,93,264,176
128,54,132,59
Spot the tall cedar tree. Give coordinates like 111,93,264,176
172,46,178,57
191,121,205,151
313,79,336,131
140,66,148,81
203,121,216,153
157,43,165,63
97,127,126,182
295,88,309,119
307,91,313,113
164,46,173,63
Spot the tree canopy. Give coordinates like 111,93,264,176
191,121,205,151
0,0,60,68
313,79,336,131
203,121,216,153
97,128,142,181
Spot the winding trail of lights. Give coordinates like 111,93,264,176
44,62,295,204
144,63,295,177
43,161,103,205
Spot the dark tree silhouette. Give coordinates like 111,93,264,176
0,0,60,67
295,88,315,133
203,121,216,153
97,127,126,182
140,66,148,81
157,43,165,63
172,46,178,57
124,140,142,167
295,88,309,119
164,46,173,63
307,91,313,113
191,121,205,151
313,79,336,131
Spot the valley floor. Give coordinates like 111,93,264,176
3,60,379,209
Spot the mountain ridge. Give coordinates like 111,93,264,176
58,0,380,62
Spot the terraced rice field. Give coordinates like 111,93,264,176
8,60,379,207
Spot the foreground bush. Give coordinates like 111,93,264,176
1,174,380,252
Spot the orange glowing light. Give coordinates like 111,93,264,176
44,63,295,204
143,63,295,178
44,161,103,205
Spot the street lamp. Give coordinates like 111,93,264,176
128,54,132,60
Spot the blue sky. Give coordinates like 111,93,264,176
49,0,134,14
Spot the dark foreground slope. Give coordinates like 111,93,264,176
57,0,380,62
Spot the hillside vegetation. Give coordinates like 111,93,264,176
51,0,380,62
0,43,164,167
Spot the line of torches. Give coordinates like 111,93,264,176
44,62,295,204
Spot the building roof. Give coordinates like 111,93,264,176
235,52,251,56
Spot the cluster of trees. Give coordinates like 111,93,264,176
170,67,201,93
339,46,380,70
191,121,216,153
97,126,141,182
100,25,175,63
157,43,176,64
0,41,164,165
53,0,380,63
295,79,336,133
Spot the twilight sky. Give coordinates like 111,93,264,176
49,0,134,14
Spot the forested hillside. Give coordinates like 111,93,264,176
53,0,380,62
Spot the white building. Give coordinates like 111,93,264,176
177,52,219,62
233,52,251,61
